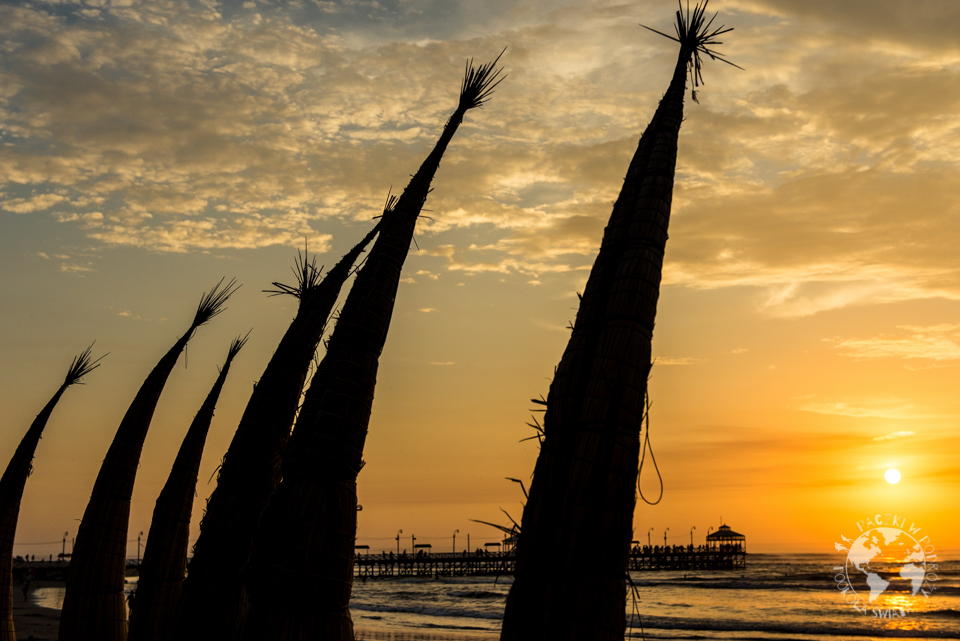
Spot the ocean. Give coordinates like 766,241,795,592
29,553,960,639
349,552,960,639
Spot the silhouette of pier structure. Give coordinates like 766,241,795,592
355,549,515,579
16,525,745,581
12,558,145,582
629,524,746,571
354,524,746,578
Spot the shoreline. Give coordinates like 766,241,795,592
11,582,499,641
356,631,498,641
13,581,61,641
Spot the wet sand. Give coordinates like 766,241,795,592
356,631,498,641
8,610,501,641
11,583,500,641
11,587,498,641
13,581,61,641
6,617,497,641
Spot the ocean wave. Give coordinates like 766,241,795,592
376,589,437,601
448,590,504,600
630,614,960,638
631,576,960,596
351,601,503,622
632,578,829,592
420,622,497,632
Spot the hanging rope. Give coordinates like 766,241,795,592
637,393,663,505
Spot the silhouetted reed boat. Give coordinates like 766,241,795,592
174,226,380,641
128,336,247,641
501,3,738,640
59,279,238,641
0,347,102,641
237,52,505,641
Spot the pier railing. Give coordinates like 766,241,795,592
355,550,514,579
627,545,746,571
353,545,745,579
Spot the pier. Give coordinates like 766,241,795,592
354,525,747,579
12,558,144,582
353,546,745,579
355,550,515,579
13,524,745,582
627,546,745,571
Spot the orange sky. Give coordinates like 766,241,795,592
1,0,959,559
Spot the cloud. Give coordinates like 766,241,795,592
662,165,960,316
0,0,703,263
35,247,100,275
654,357,704,366
798,396,938,419
731,0,960,52
873,431,915,442
1,0,959,304
54,211,104,227
410,14,960,308
1,1,505,252
2,193,66,213
831,324,960,361
60,263,95,274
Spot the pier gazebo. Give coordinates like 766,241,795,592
707,524,746,551
706,524,746,568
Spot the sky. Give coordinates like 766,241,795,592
1,0,959,560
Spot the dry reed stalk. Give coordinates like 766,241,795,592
237,53,504,641
0,347,102,641
172,225,380,641
500,4,735,639
58,279,237,641
127,336,247,641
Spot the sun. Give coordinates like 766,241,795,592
885,468,901,484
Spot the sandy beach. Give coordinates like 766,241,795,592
12,581,61,641
10,582,500,641
7,609,502,641
7,605,500,641
7,608,500,641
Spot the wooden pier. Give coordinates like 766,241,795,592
355,551,515,579
12,559,144,581
627,545,746,571
354,545,745,579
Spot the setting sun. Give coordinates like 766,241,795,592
885,468,902,484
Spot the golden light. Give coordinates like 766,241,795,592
885,468,901,484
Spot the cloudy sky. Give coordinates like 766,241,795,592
2,0,959,558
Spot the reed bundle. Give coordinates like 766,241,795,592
500,4,735,639
0,347,102,641
237,53,504,641
173,226,380,641
127,336,247,641
59,280,237,641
